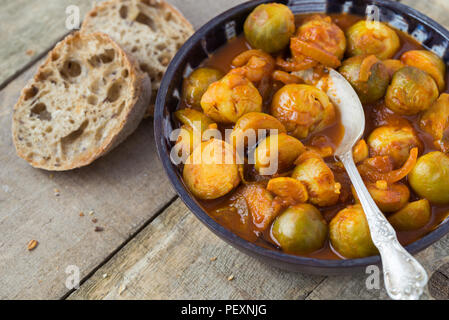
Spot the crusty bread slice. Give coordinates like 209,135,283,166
12,32,151,171
81,0,194,116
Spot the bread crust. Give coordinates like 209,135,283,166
81,0,194,117
12,32,151,171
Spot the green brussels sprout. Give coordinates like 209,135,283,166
244,3,295,53
339,55,390,104
367,125,423,168
272,204,327,254
388,199,431,231
346,20,400,59
329,204,378,259
409,151,449,204
271,84,336,139
401,50,446,92
385,66,439,115
182,68,224,108
367,182,410,213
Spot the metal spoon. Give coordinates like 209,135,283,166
322,68,428,300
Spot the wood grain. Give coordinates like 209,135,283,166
0,59,176,299
401,0,449,29
68,199,325,300
0,0,97,89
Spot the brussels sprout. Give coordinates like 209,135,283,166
329,204,378,259
174,125,197,157
388,199,431,231
296,15,346,60
241,184,283,231
367,182,410,213
409,151,449,204
385,66,439,115
201,73,262,123
174,108,215,133
346,20,400,59
183,139,240,200
420,93,449,152
339,55,390,104
229,112,286,153
401,50,446,92
272,204,327,254
271,84,336,139
292,151,341,207
244,3,295,53
267,177,308,203
367,125,423,167
182,68,224,108
254,133,305,175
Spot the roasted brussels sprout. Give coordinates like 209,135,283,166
254,133,305,175
388,199,431,231
409,151,449,204
272,204,327,254
182,68,224,108
229,112,286,153
339,55,390,104
420,93,449,152
401,50,446,91
383,59,405,77
367,181,410,213
295,15,346,60
346,20,400,59
201,73,262,123
244,3,295,53
329,204,378,259
292,151,341,207
367,125,423,167
183,139,240,200
267,177,308,203
271,84,336,139
241,184,283,231
385,66,439,115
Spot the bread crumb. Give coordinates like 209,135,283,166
79,212,84,217
210,257,217,262
27,239,38,251
228,275,234,281
26,49,35,56
94,226,104,232
54,188,60,196
88,210,95,216
102,273,108,279
92,218,98,223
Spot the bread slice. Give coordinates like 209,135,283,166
12,32,151,171
81,0,194,116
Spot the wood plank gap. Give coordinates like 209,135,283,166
61,195,179,300
0,32,71,92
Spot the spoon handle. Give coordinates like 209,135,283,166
340,151,428,300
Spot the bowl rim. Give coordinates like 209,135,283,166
155,0,449,269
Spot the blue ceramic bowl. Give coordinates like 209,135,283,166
155,0,449,275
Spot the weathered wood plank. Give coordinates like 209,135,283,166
0,0,250,300
0,0,97,88
68,199,324,300
401,0,449,29
0,58,176,299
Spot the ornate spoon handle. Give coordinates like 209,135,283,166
339,151,428,300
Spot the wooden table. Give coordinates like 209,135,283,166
1,0,448,300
